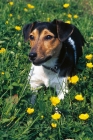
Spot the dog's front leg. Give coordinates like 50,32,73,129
28,66,44,104
29,76,43,105
49,77,68,113
57,88,68,100
50,77,68,100
57,78,68,100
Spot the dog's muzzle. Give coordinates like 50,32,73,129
29,52,52,66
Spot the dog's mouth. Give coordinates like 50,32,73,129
29,55,52,66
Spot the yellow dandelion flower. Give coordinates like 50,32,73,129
24,8,28,12
9,2,14,6
68,75,79,84
73,15,78,18
50,96,60,106
65,21,71,24
63,3,70,8
27,4,35,9
79,113,89,120
51,123,57,128
15,26,21,31
86,62,93,68
75,94,84,101
41,115,44,119
9,14,13,17
5,21,8,24
85,54,92,60
27,108,34,114
67,14,72,18
0,48,6,54
1,72,5,75
51,113,61,120
47,18,50,22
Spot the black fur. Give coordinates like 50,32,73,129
57,25,85,77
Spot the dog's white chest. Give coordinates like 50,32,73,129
29,64,68,99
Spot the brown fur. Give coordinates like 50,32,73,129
29,28,62,64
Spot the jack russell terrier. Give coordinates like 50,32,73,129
23,19,85,102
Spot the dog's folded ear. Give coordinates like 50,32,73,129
52,19,74,42
23,23,33,41
23,22,37,41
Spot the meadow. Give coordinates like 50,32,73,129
0,0,93,139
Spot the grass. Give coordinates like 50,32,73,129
0,0,93,139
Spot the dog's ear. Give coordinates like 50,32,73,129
23,22,37,41
52,19,74,42
23,23,33,41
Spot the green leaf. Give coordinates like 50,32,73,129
12,82,19,86
8,85,13,89
5,72,10,79
0,41,5,44
1,118,10,123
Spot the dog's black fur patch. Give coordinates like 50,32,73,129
57,26,85,76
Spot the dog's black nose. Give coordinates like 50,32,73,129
29,52,37,61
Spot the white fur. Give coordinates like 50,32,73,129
68,37,76,64
28,58,68,100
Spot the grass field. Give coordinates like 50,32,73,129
0,0,93,139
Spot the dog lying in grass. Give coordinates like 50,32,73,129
23,19,85,102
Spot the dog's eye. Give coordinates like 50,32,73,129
29,35,34,40
45,35,53,40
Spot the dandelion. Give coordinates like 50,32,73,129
86,62,93,68
5,21,8,24
41,115,44,119
51,113,61,120
79,113,89,120
85,54,92,60
51,123,57,128
75,94,84,101
67,14,72,18
0,48,6,54
50,96,60,106
63,3,70,8
9,14,13,17
47,18,50,22
15,26,21,31
24,8,28,12
68,75,79,84
1,72,4,75
9,2,14,6
65,21,71,24
27,108,34,114
27,4,35,9
73,15,78,18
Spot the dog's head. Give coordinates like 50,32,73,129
23,19,74,65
